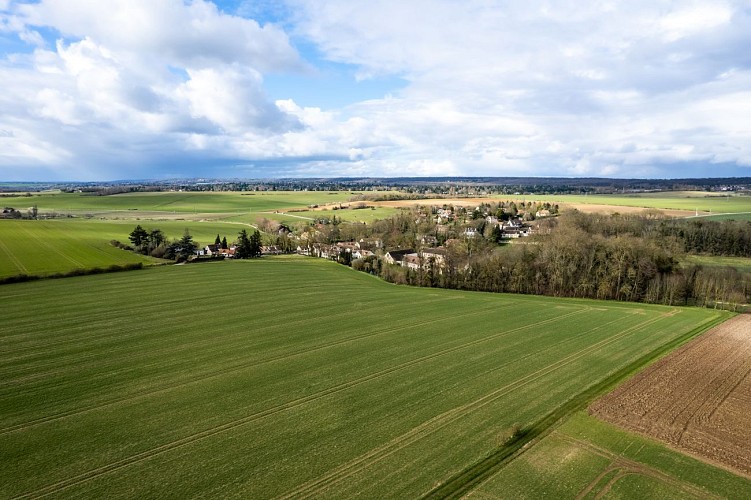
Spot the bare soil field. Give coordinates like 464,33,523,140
558,202,693,217
370,198,694,217
590,314,751,476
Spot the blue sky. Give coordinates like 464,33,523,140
1,0,750,181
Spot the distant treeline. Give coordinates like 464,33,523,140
8,176,750,195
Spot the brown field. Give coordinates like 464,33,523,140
590,314,751,476
559,203,693,217
369,198,694,217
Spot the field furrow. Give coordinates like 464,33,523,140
0,258,737,498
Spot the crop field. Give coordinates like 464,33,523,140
0,190,359,214
591,314,751,476
0,257,738,498
0,191,394,279
0,219,264,279
0,220,157,278
472,411,751,499
0,190,400,224
517,192,751,216
370,191,751,217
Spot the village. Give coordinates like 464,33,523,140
193,202,552,277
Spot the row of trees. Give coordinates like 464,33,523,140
127,225,262,261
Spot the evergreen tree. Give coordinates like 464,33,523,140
235,229,252,258
176,229,197,260
221,236,228,249
129,225,149,249
149,229,165,248
490,225,503,243
214,234,221,246
249,229,262,257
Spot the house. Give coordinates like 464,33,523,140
357,238,382,250
262,245,282,255
353,249,374,259
384,249,415,266
402,253,421,270
218,247,236,258
336,241,358,253
502,227,531,239
419,234,438,246
312,244,338,259
421,247,447,267
204,243,221,256
463,228,478,238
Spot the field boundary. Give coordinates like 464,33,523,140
419,312,728,499
278,311,684,498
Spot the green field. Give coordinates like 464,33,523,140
0,190,402,224
0,220,160,277
0,258,740,498
0,219,267,279
685,254,751,273
517,191,751,215
474,411,751,499
1,190,357,214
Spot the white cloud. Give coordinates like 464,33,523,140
283,0,751,177
17,0,303,71
1,0,750,179
660,3,732,42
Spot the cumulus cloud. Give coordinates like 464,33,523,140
285,0,751,177
0,0,309,179
1,0,750,179
16,0,303,71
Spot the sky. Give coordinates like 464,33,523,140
1,0,750,181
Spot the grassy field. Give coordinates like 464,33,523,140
1,190,358,214
0,220,159,277
684,254,751,273
473,411,751,499
0,257,739,498
0,191,396,279
0,219,266,279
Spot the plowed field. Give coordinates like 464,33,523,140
591,314,751,476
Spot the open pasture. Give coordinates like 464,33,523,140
0,219,262,279
0,258,734,498
0,191,359,216
0,220,156,278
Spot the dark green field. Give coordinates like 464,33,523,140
0,257,741,498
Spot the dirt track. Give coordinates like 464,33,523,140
590,315,751,475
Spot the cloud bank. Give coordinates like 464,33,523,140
1,0,750,180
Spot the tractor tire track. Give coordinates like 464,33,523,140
14,308,594,499
278,313,673,499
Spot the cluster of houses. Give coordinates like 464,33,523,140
194,243,284,258
296,239,380,260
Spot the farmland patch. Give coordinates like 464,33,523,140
0,259,738,497
590,314,751,476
